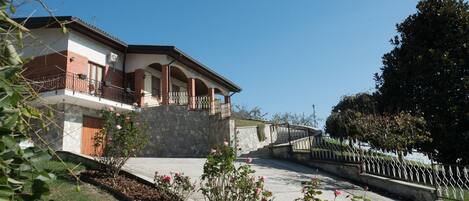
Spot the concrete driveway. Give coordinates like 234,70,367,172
124,158,398,201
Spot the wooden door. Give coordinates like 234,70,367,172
82,116,104,156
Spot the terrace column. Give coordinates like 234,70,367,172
224,95,232,117
134,69,145,106
224,95,231,105
209,88,215,114
161,65,170,105
187,78,196,110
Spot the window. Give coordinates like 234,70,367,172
87,62,104,82
151,76,160,97
87,62,104,95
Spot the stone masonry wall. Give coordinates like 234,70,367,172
138,105,233,157
33,103,101,153
235,124,274,155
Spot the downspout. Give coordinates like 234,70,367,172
228,91,237,97
122,47,128,89
166,53,182,91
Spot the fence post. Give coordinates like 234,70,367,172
307,129,313,159
72,73,75,94
99,82,103,101
359,142,364,173
287,123,292,155
430,153,439,199
269,125,274,156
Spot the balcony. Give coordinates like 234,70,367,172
28,72,134,105
143,90,231,117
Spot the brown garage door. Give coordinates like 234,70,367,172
82,116,104,156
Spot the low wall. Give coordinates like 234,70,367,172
138,105,234,157
235,124,274,155
271,145,437,201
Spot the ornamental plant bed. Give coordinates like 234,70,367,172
81,170,179,201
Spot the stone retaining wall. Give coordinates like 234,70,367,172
271,144,437,201
138,105,234,157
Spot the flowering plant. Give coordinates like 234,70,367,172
93,106,148,177
200,143,273,201
154,171,196,200
295,177,323,201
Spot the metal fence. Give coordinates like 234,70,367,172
28,72,134,104
272,123,469,201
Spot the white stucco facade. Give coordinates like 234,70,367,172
68,30,125,71
22,28,69,58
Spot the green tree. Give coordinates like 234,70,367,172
356,112,432,159
232,105,267,121
325,93,377,139
375,0,469,164
271,112,316,127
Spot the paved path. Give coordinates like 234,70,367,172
124,158,398,201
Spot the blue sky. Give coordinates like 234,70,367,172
17,0,419,128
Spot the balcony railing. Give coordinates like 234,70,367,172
28,72,134,105
169,91,188,105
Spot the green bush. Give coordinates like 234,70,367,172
200,143,273,201
93,108,149,178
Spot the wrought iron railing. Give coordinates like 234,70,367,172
272,123,469,201
28,72,134,104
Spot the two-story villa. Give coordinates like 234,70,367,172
16,16,241,155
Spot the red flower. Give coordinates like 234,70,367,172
334,189,341,197
255,187,262,195
259,176,267,181
163,175,171,183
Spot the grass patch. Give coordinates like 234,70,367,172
46,177,118,201
234,118,266,127
24,160,117,201
441,187,469,201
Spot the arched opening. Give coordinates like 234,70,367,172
169,66,188,92
214,88,225,101
194,78,208,96
148,63,162,72
147,63,163,96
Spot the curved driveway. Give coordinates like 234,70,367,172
124,158,399,201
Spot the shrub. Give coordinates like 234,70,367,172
0,2,70,199
257,124,266,141
154,171,196,201
295,177,323,201
93,108,148,178
200,143,273,201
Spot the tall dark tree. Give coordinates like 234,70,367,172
375,0,469,164
325,93,377,139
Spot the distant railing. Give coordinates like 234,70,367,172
28,72,134,104
220,103,231,118
273,123,469,201
194,96,210,110
168,91,188,105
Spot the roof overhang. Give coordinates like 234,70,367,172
127,45,241,92
14,16,127,51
